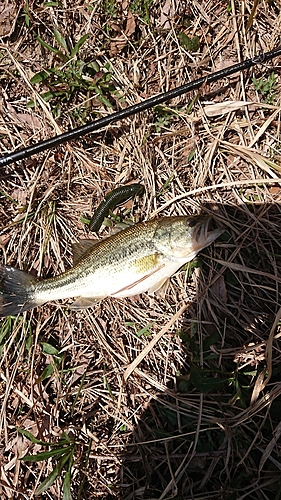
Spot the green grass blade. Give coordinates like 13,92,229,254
54,29,69,54
17,428,53,446
21,446,72,462
41,342,59,355
35,34,59,55
35,450,74,496
62,470,72,500
71,34,89,57
35,465,60,495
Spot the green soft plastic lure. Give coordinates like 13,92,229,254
89,183,144,232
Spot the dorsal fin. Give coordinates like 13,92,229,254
72,239,100,265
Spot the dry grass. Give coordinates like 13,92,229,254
1,0,281,498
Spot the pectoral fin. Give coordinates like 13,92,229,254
69,296,105,310
112,263,165,296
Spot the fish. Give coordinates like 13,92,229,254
0,216,224,317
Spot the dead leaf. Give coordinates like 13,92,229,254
110,12,136,55
13,113,42,129
233,343,265,367
11,187,31,205
203,101,253,117
67,358,90,388
125,11,136,37
3,98,42,129
160,0,178,28
110,36,126,55
0,2,21,37
0,235,10,247
269,186,281,195
213,59,240,79
210,276,227,304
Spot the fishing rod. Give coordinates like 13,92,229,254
1,47,281,167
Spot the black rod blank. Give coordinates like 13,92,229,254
1,47,281,167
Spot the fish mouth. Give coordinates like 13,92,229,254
193,217,225,252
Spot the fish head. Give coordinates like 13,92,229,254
155,216,225,262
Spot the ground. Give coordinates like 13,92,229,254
1,0,281,499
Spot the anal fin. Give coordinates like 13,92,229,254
148,277,170,297
69,296,105,310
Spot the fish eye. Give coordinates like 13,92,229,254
188,219,196,228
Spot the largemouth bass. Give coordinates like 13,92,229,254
0,216,223,317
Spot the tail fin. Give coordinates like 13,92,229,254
0,265,41,317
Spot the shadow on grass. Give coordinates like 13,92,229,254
118,201,281,500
